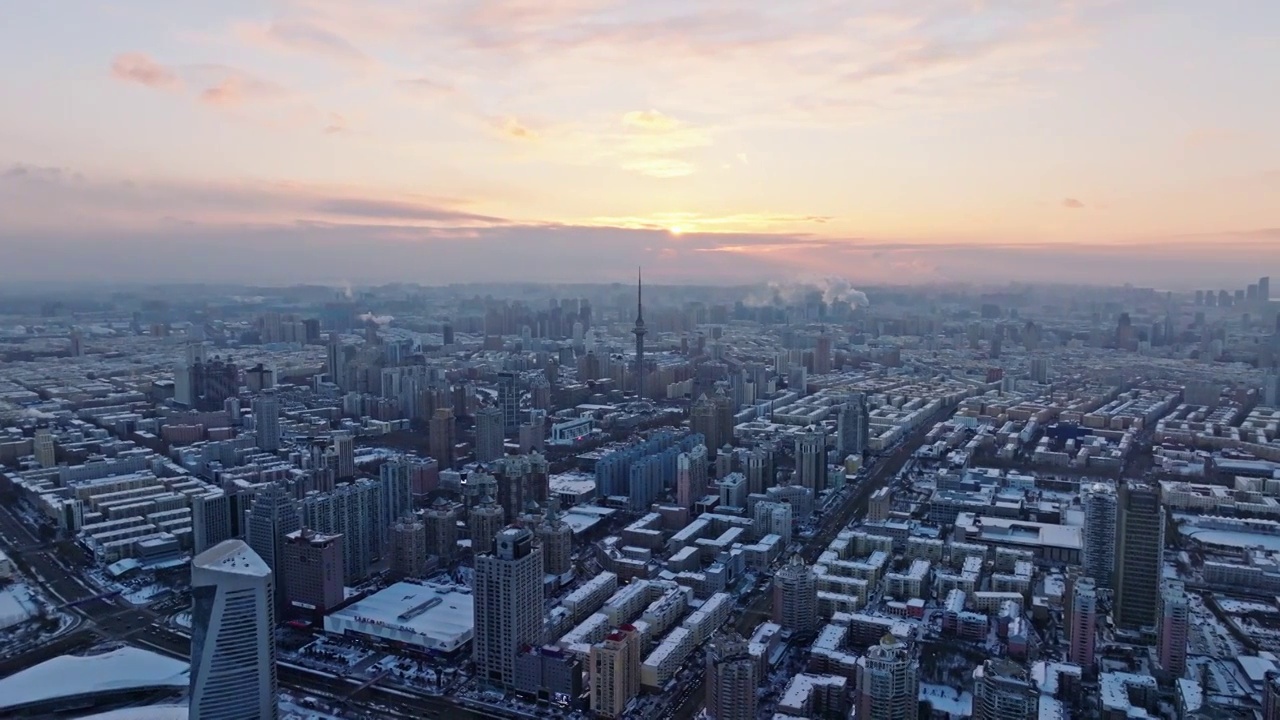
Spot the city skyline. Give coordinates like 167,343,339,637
2,1,1279,286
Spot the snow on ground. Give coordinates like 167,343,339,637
122,583,167,606
920,683,972,718
0,583,42,630
173,611,192,629
0,646,188,712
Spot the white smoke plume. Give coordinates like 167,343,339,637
744,278,870,309
23,408,57,420
359,313,394,325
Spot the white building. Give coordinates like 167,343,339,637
189,540,278,720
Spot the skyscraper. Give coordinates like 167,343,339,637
591,624,642,719
332,432,355,480
1261,276,1271,304
498,371,520,434
795,431,827,493
476,406,505,463
676,445,708,508
855,635,919,720
299,479,381,584
1082,484,1117,589
244,483,300,615
712,390,736,451
251,392,281,452
836,393,870,461
1067,577,1097,671
474,528,544,689
378,458,414,547
772,556,818,636
814,334,832,374
281,529,344,614
1114,481,1164,630
423,498,458,563
1157,579,1189,679
706,632,758,720
192,490,232,555
535,505,573,577
469,496,505,556
632,269,647,400
33,427,55,468
189,540,278,720
429,407,456,469
972,659,1038,720
390,515,428,580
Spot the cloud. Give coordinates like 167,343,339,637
323,113,349,135
237,19,374,68
199,71,289,106
110,53,182,90
622,110,682,132
1062,197,1085,209
310,197,506,224
398,77,456,95
493,117,538,140
619,157,695,178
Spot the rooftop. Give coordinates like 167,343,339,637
325,581,473,653
0,646,189,713
192,538,270,576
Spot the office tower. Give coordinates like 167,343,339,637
590,624,642,719
424,498,458,563
498,371,520,434
814,334,833,374
972,659,1038,720
712,391,736,451
788,366,807,396
632,269,647,400
442,321,454,346
244,483,301,614
332,432,355,480
281,529,344,614
690,396,717,457
744,447,771,495
1029,357,1051,384
189,540,278,720
68,327,83,357
530,373,551,411
299,479,381,584
475,528,544,689
390,516,428,579
1194,290,1204,306
519,414,546,454
855,636,919,720
676,445,707,508
706,632,758,720
33,427,55,468
1114,481,1164,630
1262,276,1272,303
1067,577,1098,670
430,407,456,469
795,431,827,493
536,507,573,577
475,406,505,463
192,490,233,555
252,392,281,452
1157,579,1189,679
378,458,414,548
245,363,275,392
1082,484,1117,589
836,393,870,461
469,496,505,556
719,472,748,509
772,556,818,636
1219,289,1231,307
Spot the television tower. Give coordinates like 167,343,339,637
633,268,647,400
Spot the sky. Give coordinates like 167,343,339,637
1,0,1278,288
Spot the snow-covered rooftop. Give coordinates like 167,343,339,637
192,538,269,576
324,581,473,653
0,646,189,712
79,706,190,720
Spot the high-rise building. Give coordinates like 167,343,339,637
591,624,642,719
536,507,573,578
706,632,758,720
244,483,301,614
1261,276,1271,304
281,529,344,614
1114,481,1164,630
299,479,381,584
475,528,544,689
498,371,520,434
772,556,818,636
867,486,891,523
836,393,870,461
1067,577,1097,671
390,516,429,580
423,498,457,563
1265,672,1280,720
429,407,456,469
469,496,505,557
753,501,792,545
972,659,1037,720
677,445,708,508
855,635,919,720
690,396,717,458
712,391,736,451
795,431,827,493
251,392,281,452
333,432,355,480
378,458,414,548
1029,357,1051,384
189,540,278,720
814,334,832,374
745,446,771,496
192,490,233,555
1157,579,1189,679
476,407,505,463
1082,484,1117,589
632,269,647,401
33,427,55,468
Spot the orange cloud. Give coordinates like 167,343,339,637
110,53,182,90
1062,197,1085,209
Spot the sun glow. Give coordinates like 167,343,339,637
669,226,683,236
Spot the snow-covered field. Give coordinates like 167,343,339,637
920,683,973,718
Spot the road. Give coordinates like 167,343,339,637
671,401,957,720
